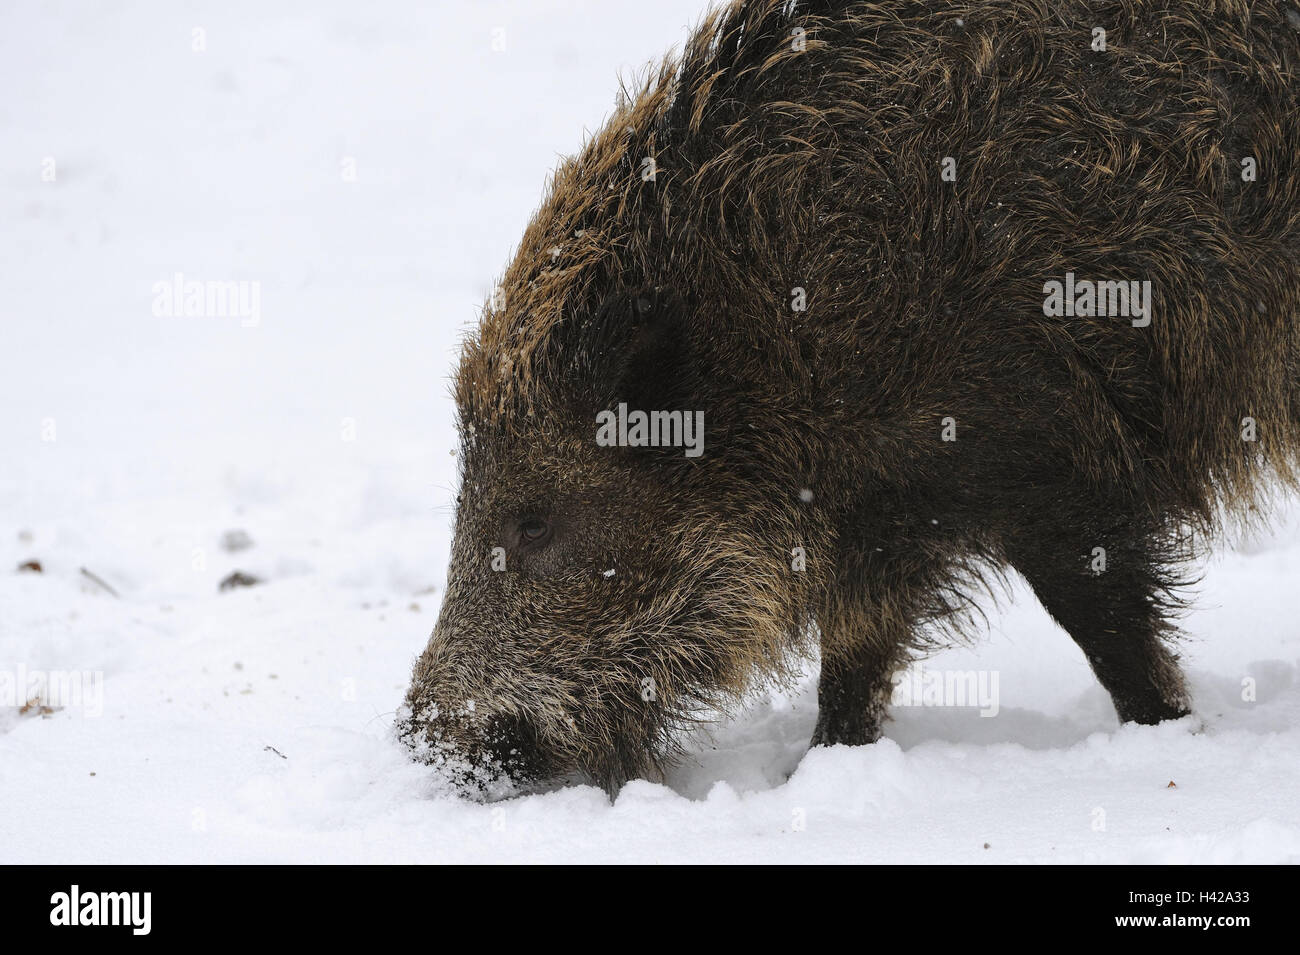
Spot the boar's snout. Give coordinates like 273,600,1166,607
397,624,552,797
397,692,545,797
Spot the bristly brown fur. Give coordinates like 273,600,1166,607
404,0,1300,796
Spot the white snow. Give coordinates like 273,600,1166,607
3,0,1299,864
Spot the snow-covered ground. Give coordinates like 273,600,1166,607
3,0,1299,864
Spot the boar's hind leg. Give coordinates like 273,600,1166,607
1006,527,1191,725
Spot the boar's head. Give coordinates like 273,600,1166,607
398,284,820,797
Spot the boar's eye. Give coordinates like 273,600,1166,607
518,517,551,547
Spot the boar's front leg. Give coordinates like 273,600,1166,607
812,643,903,746
811,571,914,747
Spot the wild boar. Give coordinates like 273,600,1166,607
399,0,1300,795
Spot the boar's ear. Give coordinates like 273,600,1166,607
556,286,702,414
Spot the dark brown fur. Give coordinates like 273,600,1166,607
400,0,1300,795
